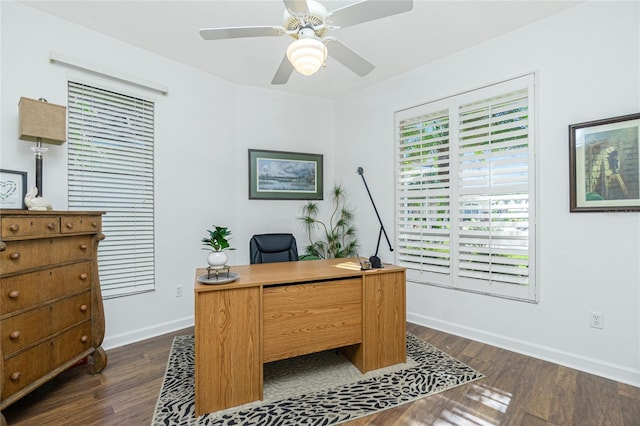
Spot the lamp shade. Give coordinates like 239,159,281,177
19,97,67,144
286,38,327,76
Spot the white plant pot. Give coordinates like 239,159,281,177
207,251,228,268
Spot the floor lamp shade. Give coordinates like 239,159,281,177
19,97,67,144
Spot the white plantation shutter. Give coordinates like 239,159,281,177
67,81,155,298
397,109,452,283
396,75,536,301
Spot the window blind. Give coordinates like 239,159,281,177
397,109,452,276
67,81,155,298
396,75,536,301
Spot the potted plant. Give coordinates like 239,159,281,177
299,185,358,259
201,225,234,267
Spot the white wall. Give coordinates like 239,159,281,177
0,1,334,349
3,0,638,387
334,1,640,386
231,85,334,263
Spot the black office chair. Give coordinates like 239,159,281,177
249,233,299,264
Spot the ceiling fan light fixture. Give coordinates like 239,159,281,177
286,37,327,76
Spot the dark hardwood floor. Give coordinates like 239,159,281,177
3,323,639,425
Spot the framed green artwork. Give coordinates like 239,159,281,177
248,149,323,200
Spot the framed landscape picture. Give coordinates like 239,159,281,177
569,112,640,212
248,149,323,200
0,169,27,209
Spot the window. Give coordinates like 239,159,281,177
67,81,155,298
395,75,536,301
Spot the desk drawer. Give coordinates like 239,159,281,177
263,278,362,362
1,235,93,275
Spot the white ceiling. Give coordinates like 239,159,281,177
21,0,580,99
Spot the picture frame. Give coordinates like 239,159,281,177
569,113,640,212
248,149,323,200
0,169,28,210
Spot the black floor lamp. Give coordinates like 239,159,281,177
357,166,393,268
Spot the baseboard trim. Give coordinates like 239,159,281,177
407,311,640,387
102,316,194,350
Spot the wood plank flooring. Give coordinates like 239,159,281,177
3,323,639,425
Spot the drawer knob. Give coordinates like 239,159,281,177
80,335,89,343
10,372,21,381
79,244,88,251
9,223,19,232
10,252,20,260
0,241,5,252
47,222,56,230
9,330,21,340
9,290,20,299
80,304,88,313
66,222,74,229
92,221,98,228
79,273,88,280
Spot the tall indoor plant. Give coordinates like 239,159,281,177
201,225,234,267
299,185,358,259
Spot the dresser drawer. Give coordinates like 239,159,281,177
61,215,101,234
2,322,92,400
1,261,92,315
52,321,93,367
1,235,93,275
1,216,60,239
1,291,91,357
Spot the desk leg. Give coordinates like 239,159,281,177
195,287,261,416
346,271,406,372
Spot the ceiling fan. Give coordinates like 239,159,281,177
199,0,413,85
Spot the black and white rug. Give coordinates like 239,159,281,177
152,333,484,425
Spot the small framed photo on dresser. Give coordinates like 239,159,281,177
0,169,28,209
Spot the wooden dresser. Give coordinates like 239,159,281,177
0,210,107,426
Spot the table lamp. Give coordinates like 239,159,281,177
18,97,67,197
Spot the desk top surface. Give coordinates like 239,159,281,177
194,257,405,292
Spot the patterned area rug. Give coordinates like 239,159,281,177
152,333,484,425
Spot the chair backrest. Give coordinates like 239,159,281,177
249,233,299,264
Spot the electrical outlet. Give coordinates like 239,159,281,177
589,311,604,329
176,285,183,298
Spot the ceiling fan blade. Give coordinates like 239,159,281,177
326,39,374,77
271,54,295,85
329,0,413,28
199,26,286,41
282,0,310,15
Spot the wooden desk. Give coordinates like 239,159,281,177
194,258,406,416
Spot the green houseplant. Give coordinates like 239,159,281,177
299,185,358,259
201,225,234,267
